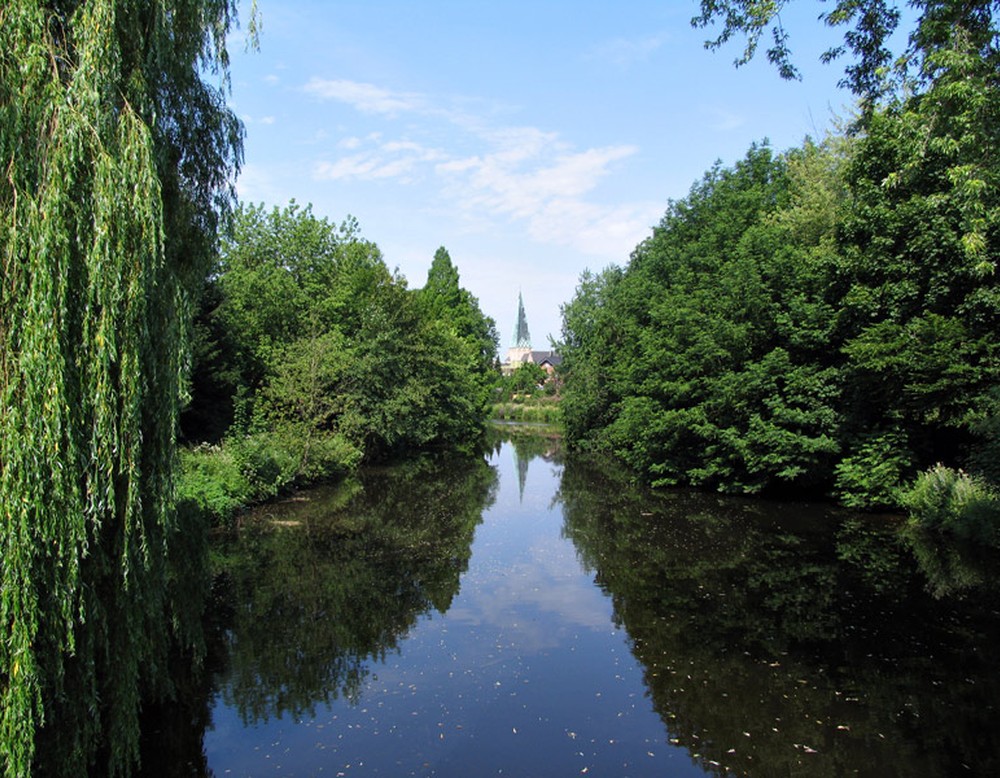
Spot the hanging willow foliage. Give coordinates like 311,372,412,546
0,1,249,774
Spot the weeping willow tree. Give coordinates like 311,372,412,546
0,1,251,774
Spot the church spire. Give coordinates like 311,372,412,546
512,291,531,349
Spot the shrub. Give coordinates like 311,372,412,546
228,432,300,501
901,464,1000,544
492,401,562,425
177,428,363,528
176,446,251,527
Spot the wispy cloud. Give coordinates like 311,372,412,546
242,114,277,126
441,143,637,219
303,77,424,115
435,136,657,257
314,139,446,183
305,77,658,257
235,162,280,205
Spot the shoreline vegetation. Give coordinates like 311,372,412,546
556,5,1000,544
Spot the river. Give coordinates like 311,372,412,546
144,433,1000,776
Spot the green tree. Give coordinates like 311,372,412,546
558,266,625,442
560,4,998,509
191,206,496,476
693,1,989,101
832,5,1000,505
215,202,361,404
417,246,500,401
0,1,248,774
505,361,549,396
562,142,846,494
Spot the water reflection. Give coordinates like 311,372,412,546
210,454,498,725
135,436,1000,776
558,453,1000,776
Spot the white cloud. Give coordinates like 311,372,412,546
313,138,445,182
304,76,656,258
235,162,279,204
437,141,651,256
525,199,660,259
242,114,277,126
302,77,424,115
591,33,668,68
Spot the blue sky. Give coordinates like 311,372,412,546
227,1,862,351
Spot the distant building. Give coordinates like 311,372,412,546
501,293,562,377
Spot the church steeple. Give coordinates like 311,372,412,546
512,291,531,349
504,292,533,373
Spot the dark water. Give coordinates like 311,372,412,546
147,434,1000,776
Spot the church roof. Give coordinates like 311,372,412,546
512,350,562,366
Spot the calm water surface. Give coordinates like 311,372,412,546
176,435,1000,776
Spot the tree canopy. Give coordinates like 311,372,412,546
560,1,999,515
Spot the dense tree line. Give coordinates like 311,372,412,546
560,1,999,529
177,203,499,523
1,5,496,769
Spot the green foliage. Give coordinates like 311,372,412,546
558,266,624,443
177,428,363,530
177,446,251,527
415,246,500,415
561,6,1000,510
693,1,998,111
901,464,1000,544
968,388,1000,485
184,207,497,470
492,399,562,425
504,362,549,396
834,431,914,508
561,141,847,495
0,1,245,774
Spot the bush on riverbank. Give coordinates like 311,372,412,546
901,465,1000,546
177,428,362,528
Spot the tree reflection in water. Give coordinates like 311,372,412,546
211,454,497,724
139,452,496,774
557,453,1000,777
